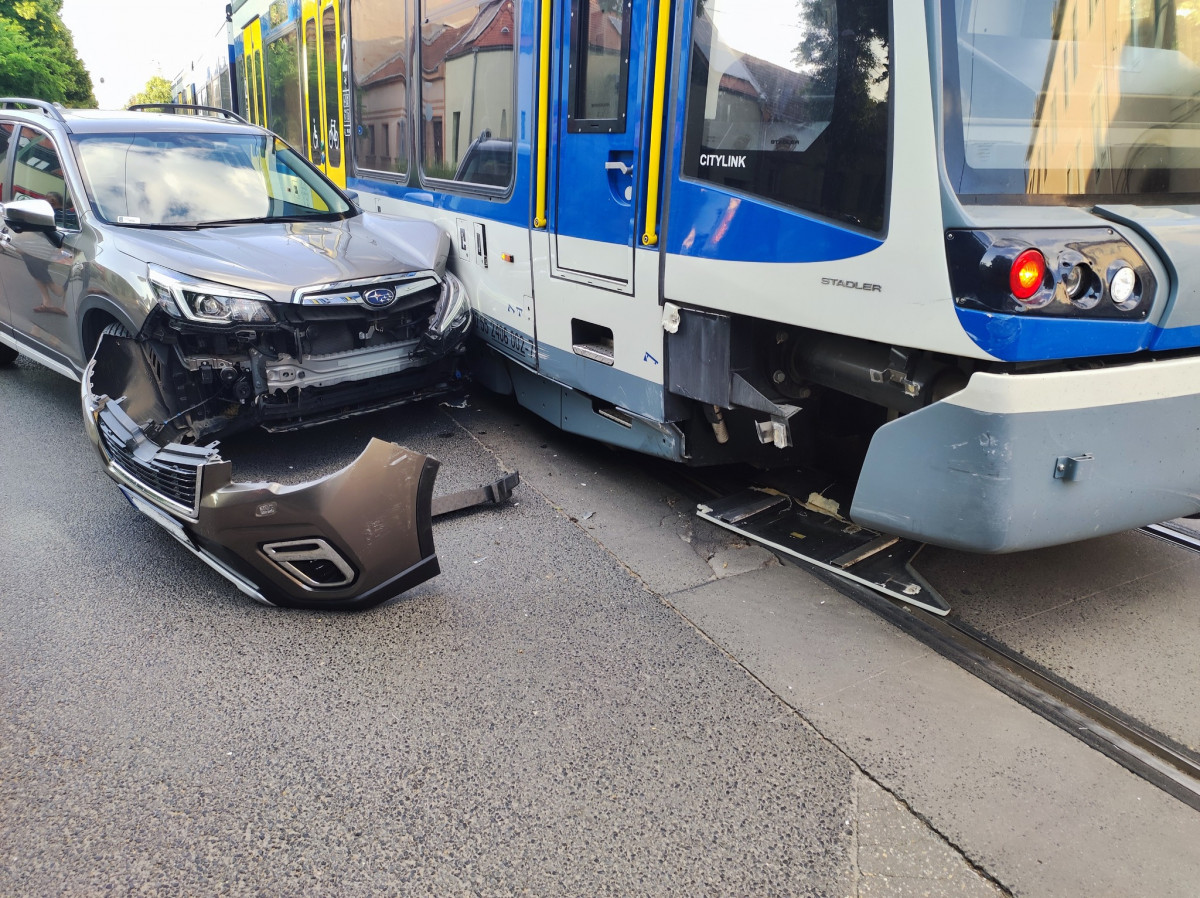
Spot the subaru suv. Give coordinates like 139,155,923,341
0,100,471,445
0,100,485,610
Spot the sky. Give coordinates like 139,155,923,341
59,0,230,108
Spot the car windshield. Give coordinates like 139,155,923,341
944,0,1200,200
71,131,353,225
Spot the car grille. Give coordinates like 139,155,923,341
296,272,441,308
96,399,215,517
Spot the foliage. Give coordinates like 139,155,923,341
128,75,174,108
0,0,95,106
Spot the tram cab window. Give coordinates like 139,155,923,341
681,0,890,233
418,0,516,189
350,0,409,178
945,0,1200,199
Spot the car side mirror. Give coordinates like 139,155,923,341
342,188,362,211
3,198,58,233
3,199,64,248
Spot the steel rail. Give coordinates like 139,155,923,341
832,579,1200,814
1141,521,1200,553
653,461,1200,811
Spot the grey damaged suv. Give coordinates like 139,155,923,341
0,100,492,611
0,100,470,443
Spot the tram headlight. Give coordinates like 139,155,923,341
1110,265,1139,310
149,265,276,324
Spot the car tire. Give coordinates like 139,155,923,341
0,343,17,366
99,321,132,341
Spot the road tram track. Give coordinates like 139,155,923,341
653,462,1200,812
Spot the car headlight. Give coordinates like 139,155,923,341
428,271,470,336
149,265,276,324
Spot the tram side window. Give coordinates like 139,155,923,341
254,48,267,125
681,0,890,233
236,52,247,118
419,0,516,188
351,0,409,178
322,5,342,169
267,30,306,154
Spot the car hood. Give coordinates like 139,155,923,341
108,212,451,302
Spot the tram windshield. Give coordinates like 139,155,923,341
72,132,352,226
945,0,1200,199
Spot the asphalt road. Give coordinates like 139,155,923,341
0,356,1004,896
10,350,1199,897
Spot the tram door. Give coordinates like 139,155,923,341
551,0,648,293
241,18,266,125
301,0,347,187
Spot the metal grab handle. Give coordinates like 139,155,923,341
604,161,633,176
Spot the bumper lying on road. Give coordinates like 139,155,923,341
82,334,449,610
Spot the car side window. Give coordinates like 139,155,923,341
12,126,80,231
0,121,14,200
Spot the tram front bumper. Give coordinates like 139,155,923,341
849,355,1200,553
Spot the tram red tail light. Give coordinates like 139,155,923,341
1010,248,1046,301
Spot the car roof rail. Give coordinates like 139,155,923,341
127,103,249,124
0,98,68,123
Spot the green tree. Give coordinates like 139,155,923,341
0,0,95,106
128,75,174,107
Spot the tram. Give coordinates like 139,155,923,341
170,15,238,111
204,0,1200,556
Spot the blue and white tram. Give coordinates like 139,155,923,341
220,0,1200,555
171,11,239,112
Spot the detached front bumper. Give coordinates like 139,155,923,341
82,335,441,609
850,355,1200,552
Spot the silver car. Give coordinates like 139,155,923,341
0,100,490,610
0,100,471,444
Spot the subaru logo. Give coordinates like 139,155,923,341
363,287,396,307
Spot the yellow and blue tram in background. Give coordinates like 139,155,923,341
177,0,1200,555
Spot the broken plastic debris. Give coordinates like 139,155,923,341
440,396,470,409
804,491,840,517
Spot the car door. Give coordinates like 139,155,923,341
0,120,15,339
0,126,84,373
